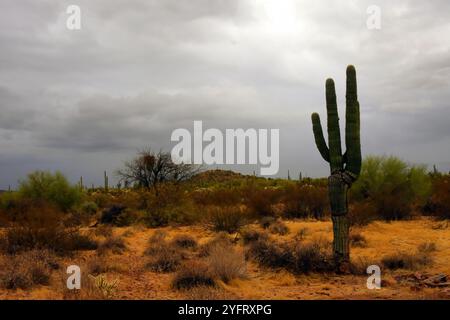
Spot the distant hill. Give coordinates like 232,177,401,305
190,169,247,184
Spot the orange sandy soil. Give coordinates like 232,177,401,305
1,217,449,300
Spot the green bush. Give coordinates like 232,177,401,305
18,171,81,212
350,156,431,220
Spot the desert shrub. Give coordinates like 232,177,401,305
172,261,215,290
80,201,98,215
269,220,289,235
281,184,328,219
423,176,450,219
97,236,127,255
171,234,197,249
348,201,377,227
86,255,122,275
381,250,432,270
207,205,247,233
351,156,431,220
145,234,184,272
1,203,97,254
207,243,246,283
349,231,367,247
198,233,234,257
149,230,168,244
92,225,114,238
245,188,281,217
240,227,269,244
17,171,81,212
246,238,293,269
381,253,430,270
192,188,243,207
294,228,310,241
0,250,58,289
247,238,333,274
63,274,117,300
417,242,437,254
291,241,333,274
259,216,276,229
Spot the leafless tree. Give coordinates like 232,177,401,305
116,149,201,190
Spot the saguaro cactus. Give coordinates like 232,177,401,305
311,65,362,268
104,171,109,191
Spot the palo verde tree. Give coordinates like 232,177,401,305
311,65,362,269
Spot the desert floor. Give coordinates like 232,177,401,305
1,217,449,300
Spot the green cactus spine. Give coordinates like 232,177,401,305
311,65,362,267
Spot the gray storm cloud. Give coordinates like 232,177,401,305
0,0,450,188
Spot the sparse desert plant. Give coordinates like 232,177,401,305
424,176,450,219
246,238,293,269
281,184,328,219
349,231,367,247
259,216,276,229
207,242,246,283
0,249,58,289
417,242,437,254
80,201,98,215
348,201,377,227
171,234,197,249
172,261,215,290
311,65,362,268
17,171,82,212
97,236,127,255
92,225,114,238
269,220,289,235
351,156,431,220
184,286,237,300
145,236,184,272
247,237,333,274
291,240,334,274
1,202,97,254
207,205,247,233
198,233,233,257
240,227,269,244
381,248,432,270
245,188,281,217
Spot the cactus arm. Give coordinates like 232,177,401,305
325,79,343,172
344,65,361,177
311,113,330,162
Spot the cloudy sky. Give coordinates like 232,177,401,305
0,0,449,188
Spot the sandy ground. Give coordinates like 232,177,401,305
1,217,449,300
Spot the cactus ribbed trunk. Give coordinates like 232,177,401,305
311,65,362,269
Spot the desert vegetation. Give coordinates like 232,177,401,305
0,152,448,299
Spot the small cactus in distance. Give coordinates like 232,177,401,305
311,65,362,268
104,171,109,191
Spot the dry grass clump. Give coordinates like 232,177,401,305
86,255,123,275
92,225,113,238
198,232,233,257
247,237,333,274
240,227,269,244
145,231,184,273
269,220,289,235
171,234,197,249
0,249,59,289
97,236,127,255
207,242,246,283
172,260,215,290
349,231,367,247
417,241,437,254
381,244,434,270
206,205,247,233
